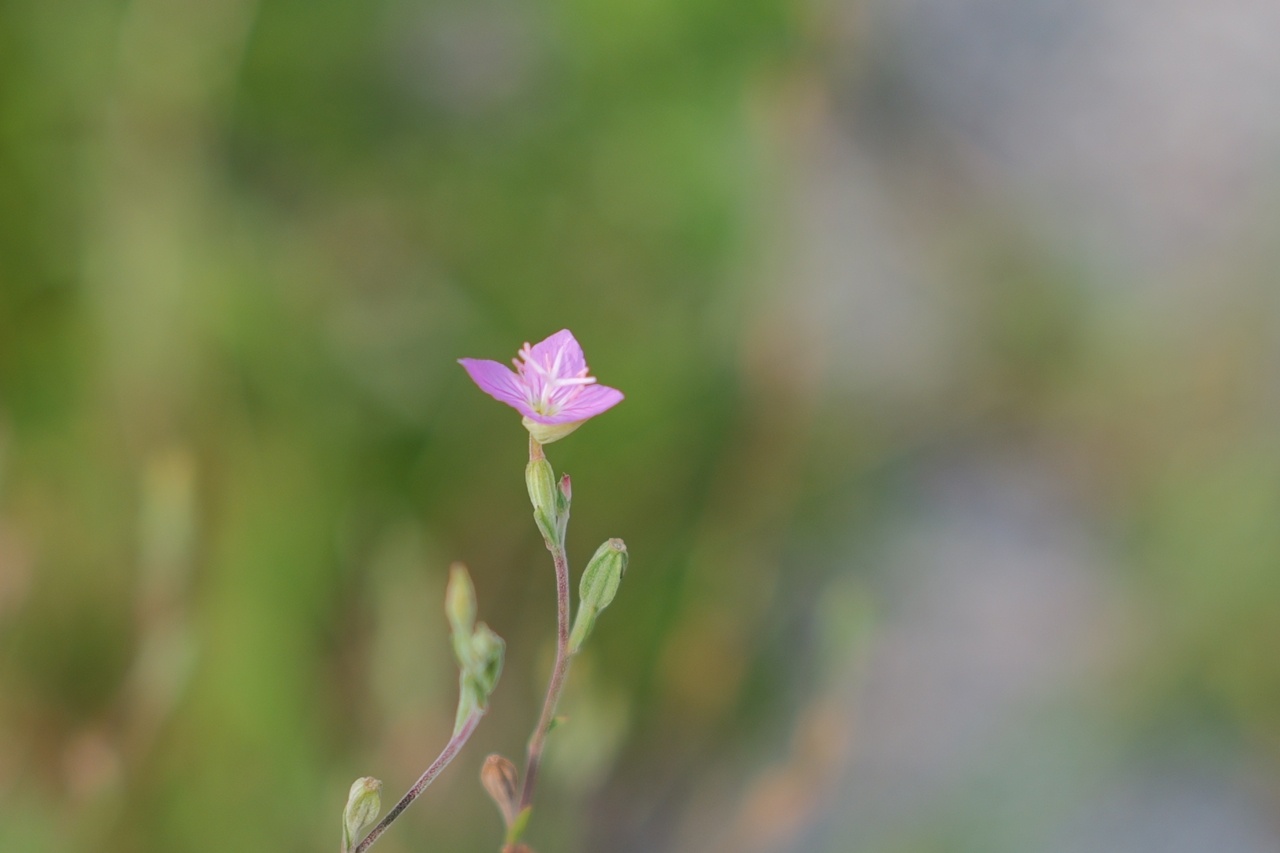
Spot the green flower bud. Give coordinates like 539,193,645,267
443,564,504,734
446,563,476,638
568,538,627,653
343,776,382,852
468,622,505,698
526,456,560,546
454,621,505,734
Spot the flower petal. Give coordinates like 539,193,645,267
526,329,586,380
458,358,538,418
538,384,624,423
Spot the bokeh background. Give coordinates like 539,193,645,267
3,0,1280,851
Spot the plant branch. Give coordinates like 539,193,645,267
353,709,483,853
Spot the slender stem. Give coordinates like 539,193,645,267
353,710,484,853
518,540,572,811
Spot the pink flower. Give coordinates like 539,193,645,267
459,330,624,443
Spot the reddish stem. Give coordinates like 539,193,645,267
353,710,483,853
518,539,571,811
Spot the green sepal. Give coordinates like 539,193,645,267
505,806,533,846
555,473,571,543
522,417,584,444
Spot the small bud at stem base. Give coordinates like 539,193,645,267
481,754,520,827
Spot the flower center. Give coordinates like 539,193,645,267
514,343,596,416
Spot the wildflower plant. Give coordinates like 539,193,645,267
338,329,626,853
461,329,628,850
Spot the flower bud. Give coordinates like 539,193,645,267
522,416,584,445
481,754,520,826
568,538,627,653
445,563,476,638
454,621,505,734
444,565,505,732
343,776,382,852
468,622,505,698
555,474,572,541
526,456,560,545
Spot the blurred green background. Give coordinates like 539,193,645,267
3,0,1280,851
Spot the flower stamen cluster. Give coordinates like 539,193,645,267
513,341,598,417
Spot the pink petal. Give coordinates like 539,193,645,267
526,329,586,379
536,384,625,424
458,358,538,418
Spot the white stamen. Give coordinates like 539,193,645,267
514,341,599,415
